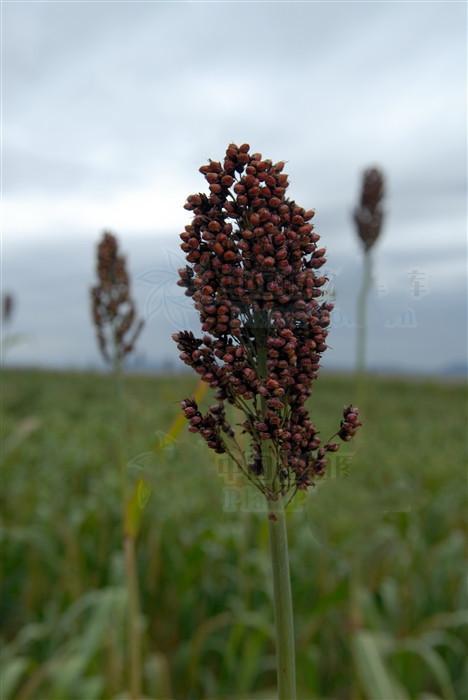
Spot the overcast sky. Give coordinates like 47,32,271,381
3,0,467,373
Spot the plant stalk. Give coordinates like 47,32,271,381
255,311,297,699
356,250,373,375
124,533,143,700
113,356,143,699
267,496,297,700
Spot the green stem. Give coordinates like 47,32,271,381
267,496,297,700
356,251,373,375
113,356,143,699
255,317,296,699
124,534,143,700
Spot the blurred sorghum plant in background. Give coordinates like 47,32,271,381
2,293,14,325
91,231,144,371
90,231,145,699
354,168,385,253
353,168,385,375
1,292,23,358
173,143,361,699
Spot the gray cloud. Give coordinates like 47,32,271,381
3,1,466,373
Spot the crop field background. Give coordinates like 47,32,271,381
1,368,466,700
2,4,466,699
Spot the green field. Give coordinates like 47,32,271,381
1,369,467,700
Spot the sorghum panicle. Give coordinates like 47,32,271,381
2,293,14,324
91,231,144,366
354,168,385,252
174,144,361,499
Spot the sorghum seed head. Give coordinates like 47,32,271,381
353,167,385,252
2,293,14,324
175,145,361,495
91,231,144,367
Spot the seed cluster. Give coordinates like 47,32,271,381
181,398,234,454
174,144,361,498
354,168,385,252
91,232,144,367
